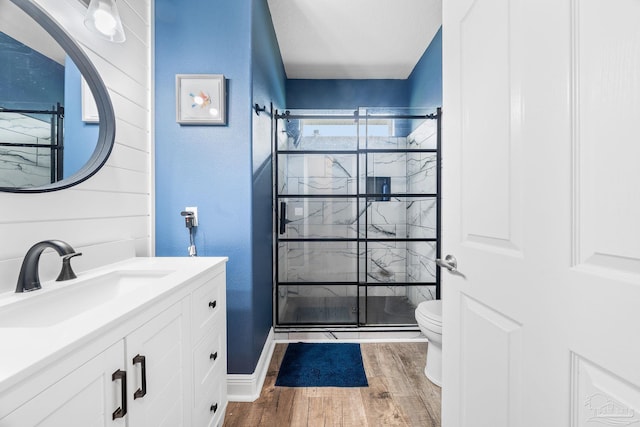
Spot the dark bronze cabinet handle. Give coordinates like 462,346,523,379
133,354,147,399
210,403,218,413
112,369,127,419
210,352,218,361
209,300,217,309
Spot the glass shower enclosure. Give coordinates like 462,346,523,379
274,107,441,328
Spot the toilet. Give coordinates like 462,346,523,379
415,299,442,387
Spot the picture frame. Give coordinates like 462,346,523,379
176,74,226,125
81,77,99,123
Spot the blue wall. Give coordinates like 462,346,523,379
155,0,253,373
250,0,286,373
286,79,409,109
408,27,442,109
63,58,99,178
252,0,286,171
285,28,443,111
0,32,63,110
156,0,285,375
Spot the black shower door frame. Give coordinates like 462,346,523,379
273,108,441,329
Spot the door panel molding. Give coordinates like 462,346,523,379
570,353,640,427
571,0,640,281
459,294,523,427
459,0,523,257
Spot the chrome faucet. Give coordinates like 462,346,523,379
15,240,82,293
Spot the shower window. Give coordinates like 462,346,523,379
301,119,391,138
274,107,441,328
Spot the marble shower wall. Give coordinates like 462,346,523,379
407,118,439,305
278,152,357,196
277,147,355,285
281,198,358,239
278,241,359,283
277,152,359,285
0,113,53,187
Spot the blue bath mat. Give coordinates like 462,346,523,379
275,343,368,387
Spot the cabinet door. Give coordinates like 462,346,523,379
1,341,126,427
125,300,189,427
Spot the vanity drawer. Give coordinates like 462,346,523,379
193,328,225,404
191,271,226,344
194,370,226,427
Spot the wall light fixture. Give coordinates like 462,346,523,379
84,0,126,43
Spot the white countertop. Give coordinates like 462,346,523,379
0,256,227,395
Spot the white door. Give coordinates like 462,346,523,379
441,0,640,426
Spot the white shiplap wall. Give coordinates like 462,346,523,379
0,0,152,293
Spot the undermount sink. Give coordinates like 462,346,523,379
0,270,173,328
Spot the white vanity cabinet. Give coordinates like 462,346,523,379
1,341,126,426
0,258,227,427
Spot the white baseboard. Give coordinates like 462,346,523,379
227,327,275,402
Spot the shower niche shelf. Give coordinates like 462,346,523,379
366,176,391,201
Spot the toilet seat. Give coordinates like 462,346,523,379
416,300,442,326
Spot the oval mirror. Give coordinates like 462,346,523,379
0,0,115,192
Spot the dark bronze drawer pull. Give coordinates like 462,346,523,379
208,300,217,309
210,403,218,413
133,354,147,399
112,369,127,419
210,352,218,361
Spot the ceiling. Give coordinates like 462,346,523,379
267,0,442,80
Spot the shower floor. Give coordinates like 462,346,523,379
279,296,418,326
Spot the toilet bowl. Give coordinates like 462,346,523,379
415,299,442,387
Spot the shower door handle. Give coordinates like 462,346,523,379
279,202,287,234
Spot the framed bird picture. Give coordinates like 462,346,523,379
176,74,226,125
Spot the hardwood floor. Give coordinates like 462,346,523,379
223,342,441,427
